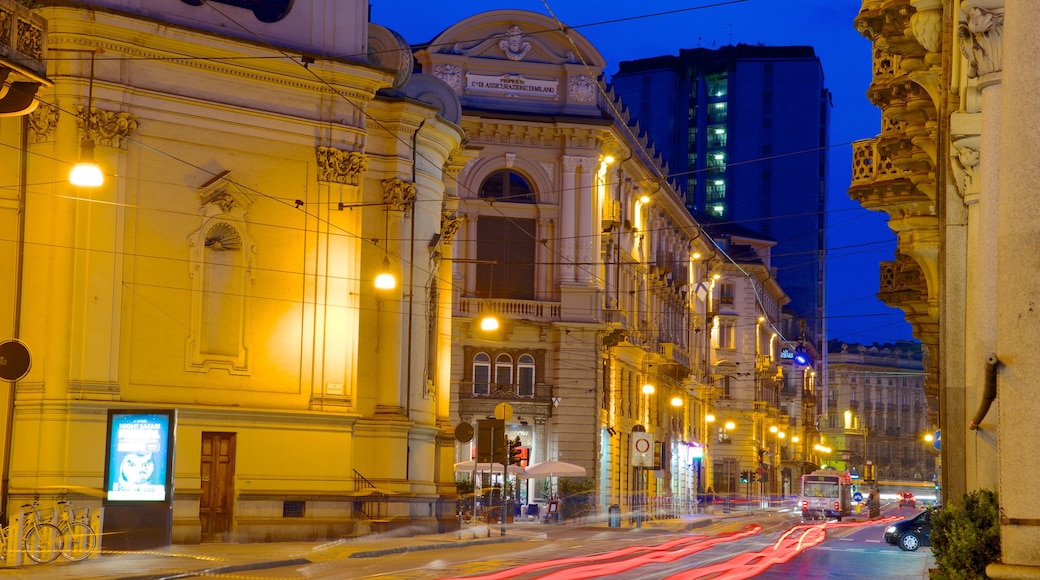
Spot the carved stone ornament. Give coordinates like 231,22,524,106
316,147,367,185
434,64,463,93
76,107,139,148
204,222,243,251
28,103,59,143
440,213,464,244
568,75,597,104
382,178,416,211
951,135,981,201
498,25,532,61
958,7,1004,78
16,15,44,60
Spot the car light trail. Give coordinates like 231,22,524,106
437,525,762,580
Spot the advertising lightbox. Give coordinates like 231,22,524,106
103,410,175,503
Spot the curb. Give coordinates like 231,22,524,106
349,535,527,558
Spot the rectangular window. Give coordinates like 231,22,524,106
518,366,535,397
718,319,735,349
719,282,735,305
283,501,305,518
495,363,512,390
473,365,490,396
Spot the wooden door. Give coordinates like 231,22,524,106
200,432,236,542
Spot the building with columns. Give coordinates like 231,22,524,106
0,0,468,544
0,1,821,546
415,9,813,518
850,0,1040,575
821,340,932,486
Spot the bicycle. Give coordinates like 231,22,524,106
56,500,97,561
19,500,64,564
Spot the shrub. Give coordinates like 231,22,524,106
557,478,595,520
930,489,1000,580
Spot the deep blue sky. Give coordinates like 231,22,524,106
374,0,915,345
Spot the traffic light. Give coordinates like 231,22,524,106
508,436,523,466
740,470,750,484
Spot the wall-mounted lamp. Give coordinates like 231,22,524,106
69,49,104,187
641,383,655,395
374,255,395,290
670,396,683,407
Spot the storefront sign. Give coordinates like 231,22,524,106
465,73,558,98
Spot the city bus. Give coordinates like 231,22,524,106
800,469,853,520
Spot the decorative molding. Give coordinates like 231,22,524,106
440,213,464,245
568,75,597,104
562,155,582,173
538,161,554,183
958,7,1004,78
951,136,981,202
498,25,532,61
76,107,139,148
28,103,58,143
316,147,367,185
433,64,463,93
382,177,416,211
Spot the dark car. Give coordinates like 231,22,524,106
884,506,938,551
898,492,916,508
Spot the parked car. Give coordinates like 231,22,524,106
884,506,938,551
898,492,916,508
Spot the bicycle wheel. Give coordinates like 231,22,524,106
60,521,97,561
24,522,63,564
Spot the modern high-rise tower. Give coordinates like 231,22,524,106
610,44,831,340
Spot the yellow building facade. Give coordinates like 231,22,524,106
1,0,465,543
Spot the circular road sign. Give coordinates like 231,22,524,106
494,402,513,422
853,491,864,503
933,429,941,451
634,436,651,454
0,339,31,382
454,423,474,443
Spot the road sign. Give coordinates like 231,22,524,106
454,423,474,443
933,429,941,451
0,339,31,382
632,432,654,467
853,491,864,503
494,402,513,422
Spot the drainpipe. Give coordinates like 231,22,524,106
2,115,30,525
405,119,425,423
969,354,999,430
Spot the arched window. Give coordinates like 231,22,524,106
473,353,491,396
517,354,536,397
479,169,535,203
495,353,513,389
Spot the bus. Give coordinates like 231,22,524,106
800,469,853,520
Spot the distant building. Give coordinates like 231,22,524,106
610,44,830,339
822,340,933,485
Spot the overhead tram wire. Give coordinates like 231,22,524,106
27,2,870,341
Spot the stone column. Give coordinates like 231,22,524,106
576,158,595,283
375,178,415,415
996,0,1040,572
560,156,580,282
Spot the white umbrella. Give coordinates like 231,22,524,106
454,460,525,476
521,460,586,478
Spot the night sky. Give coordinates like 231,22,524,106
376,0,915,345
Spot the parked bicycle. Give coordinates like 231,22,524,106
56,500,97,561
15,500,63,564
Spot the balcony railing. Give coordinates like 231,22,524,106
455,297,561,323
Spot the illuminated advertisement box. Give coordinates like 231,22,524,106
103,410,176,503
